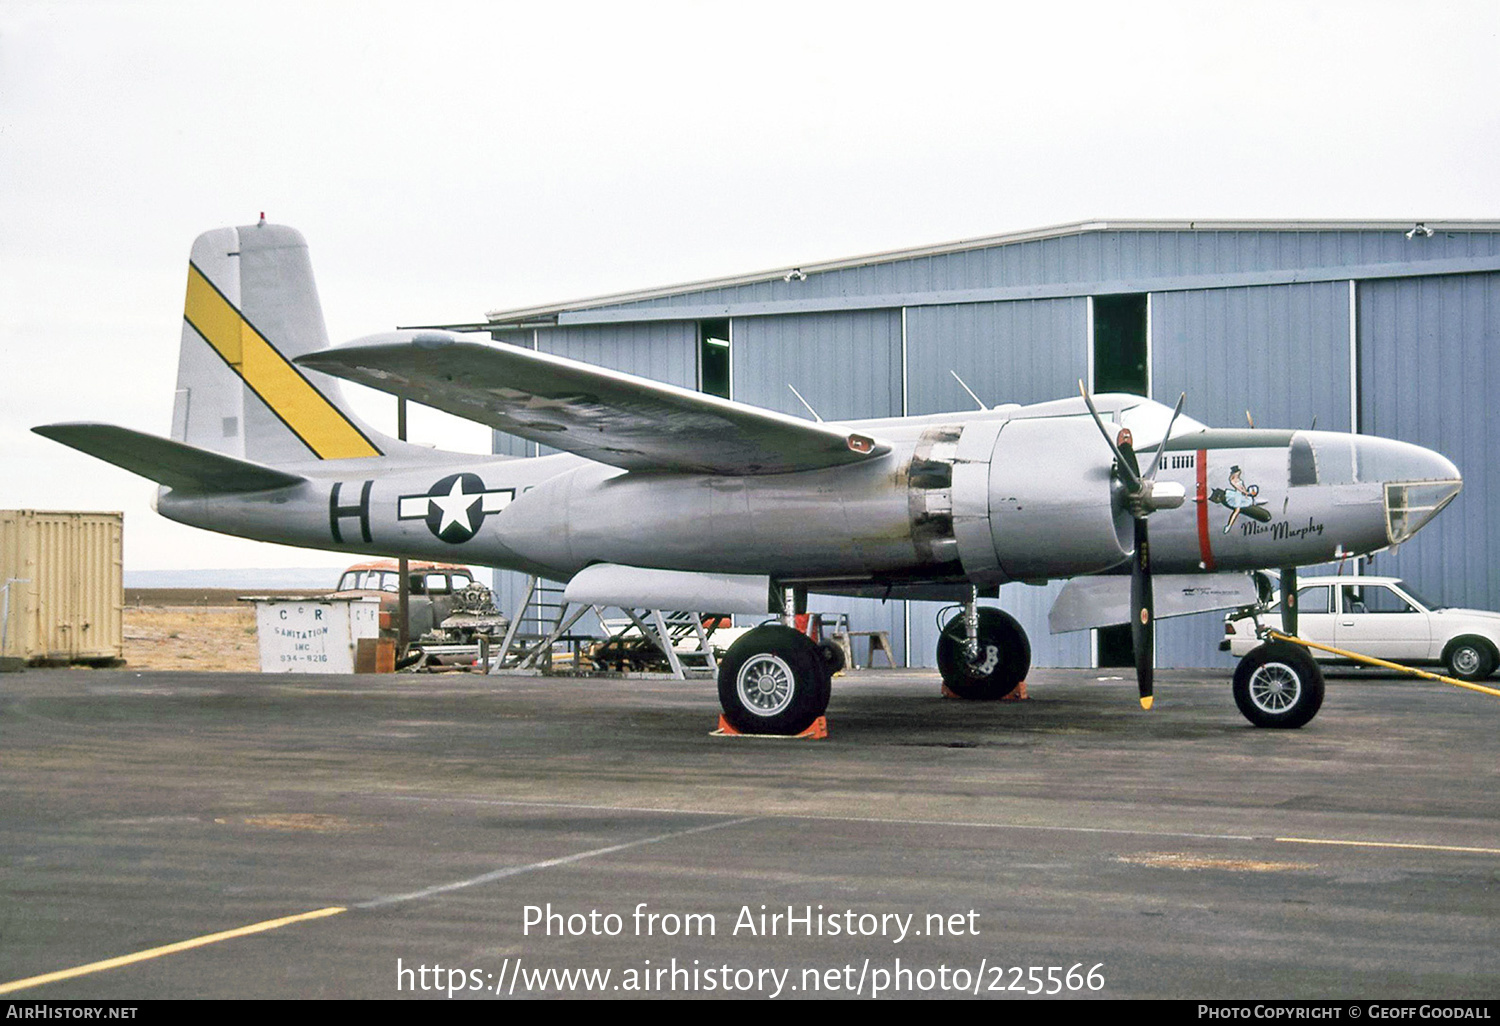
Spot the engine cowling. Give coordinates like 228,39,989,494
950,417,1132,583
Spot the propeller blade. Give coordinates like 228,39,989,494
1142,391,1187,482
1078,380,1142,491
1131,516,1154,709
1280,565,1299,636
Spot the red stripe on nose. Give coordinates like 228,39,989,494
1196,448,1215,571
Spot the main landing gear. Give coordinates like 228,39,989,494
936,589,1031,700
716,586,834,736
717,625,833,735
715,590,1035,734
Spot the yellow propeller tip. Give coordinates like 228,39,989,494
1140,696,1154,710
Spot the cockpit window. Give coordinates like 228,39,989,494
1299,431,1461,486
1289,434,1317,486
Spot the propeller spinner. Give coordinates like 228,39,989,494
1078,383,1187,709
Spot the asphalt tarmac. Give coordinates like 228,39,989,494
2,665,1497,1000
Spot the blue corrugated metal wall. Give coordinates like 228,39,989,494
1358,272,1500,611
905,298,1088,414
730,309,902,419
580,229,1500,319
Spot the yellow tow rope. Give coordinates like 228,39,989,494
1263,629,1500,699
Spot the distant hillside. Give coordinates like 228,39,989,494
124,567,347,590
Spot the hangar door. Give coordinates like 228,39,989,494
731,310,908,663
1358,272,1500,611
905,299,1092,668
904,298,1088,414
489,321,699,631
1151,280,1352,668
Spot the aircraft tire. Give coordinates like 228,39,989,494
937,607,1030,700
1232,641,1324,728
1443,637,1496,681
718,625,832,735
816,638,846,676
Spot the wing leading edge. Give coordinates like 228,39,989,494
297,333,889,475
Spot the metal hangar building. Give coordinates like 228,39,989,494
480,219,1500,670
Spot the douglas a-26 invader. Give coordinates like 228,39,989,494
36,224,1464,733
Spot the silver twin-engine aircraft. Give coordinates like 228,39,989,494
36,223,1464,733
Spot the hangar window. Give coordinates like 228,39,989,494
1093,294,1149,397
699,319,731,399
1093,292,1153,668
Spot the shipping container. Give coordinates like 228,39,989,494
0,510,124,665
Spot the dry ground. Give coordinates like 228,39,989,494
122,605,260,671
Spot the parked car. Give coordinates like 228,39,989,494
333,560,479,638
1223,574,1500,680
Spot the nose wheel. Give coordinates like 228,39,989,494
1232,641,1325,728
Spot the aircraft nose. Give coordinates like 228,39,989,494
1350,435,1462,544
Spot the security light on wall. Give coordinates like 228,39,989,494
783,268,807,282
1406,223,1434,239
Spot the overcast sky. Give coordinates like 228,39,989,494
2,0,1497,572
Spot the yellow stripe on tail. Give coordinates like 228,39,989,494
184,263,379,459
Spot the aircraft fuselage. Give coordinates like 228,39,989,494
157,400,1460,593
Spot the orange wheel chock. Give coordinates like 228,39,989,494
712,715,828,739
941,680,1028,700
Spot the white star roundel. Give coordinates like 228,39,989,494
397,473,514,543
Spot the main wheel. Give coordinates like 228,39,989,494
1444,637,1496,681
816,638,846,676
717,625,832,735
1232,642,1325,728
937,607,1031,700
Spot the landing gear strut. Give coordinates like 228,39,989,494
936,590,1031,700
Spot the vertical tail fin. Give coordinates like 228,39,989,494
171,223,387,463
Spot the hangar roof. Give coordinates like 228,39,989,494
474,218,1500,329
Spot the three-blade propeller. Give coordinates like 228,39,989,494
1078,384,1188,709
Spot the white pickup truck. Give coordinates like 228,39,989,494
1223,574,1500,681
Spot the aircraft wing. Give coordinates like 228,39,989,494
297,334,889,475
1048,573,1258,633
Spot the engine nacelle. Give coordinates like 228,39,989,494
951,417,1132,583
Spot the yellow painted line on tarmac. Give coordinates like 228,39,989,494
0,906,346,995
1277,836,1500,855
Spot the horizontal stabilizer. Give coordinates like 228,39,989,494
1049,573,1257,634
33,423,306,494
564,564,773,614
298,332,890,475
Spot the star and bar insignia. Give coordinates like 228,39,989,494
397,473,514,543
